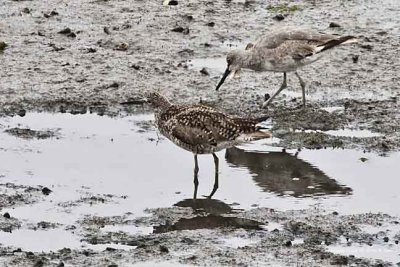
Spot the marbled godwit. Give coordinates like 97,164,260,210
215,28,358,108
146,92,271,199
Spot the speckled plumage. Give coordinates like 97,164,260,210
146,92,271,199
148,92,271,154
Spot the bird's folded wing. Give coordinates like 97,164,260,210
289,43,317,60
170,123,215,146
254,29,335,49
169,109,239,146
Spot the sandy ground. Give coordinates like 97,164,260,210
1,0,400,266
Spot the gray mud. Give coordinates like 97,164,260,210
1,0,399,151
1,0,400,266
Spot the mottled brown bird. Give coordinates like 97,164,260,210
146,92,271,199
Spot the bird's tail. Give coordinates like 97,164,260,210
316,36,358,53
231,115,270,131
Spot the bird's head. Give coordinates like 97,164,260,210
145,91,171,110
216,50,244,91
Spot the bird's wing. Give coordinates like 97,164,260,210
169,121,215,146
253,28,335,49
167,107,249,146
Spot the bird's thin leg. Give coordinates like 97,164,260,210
193,154,199,199
262,72,287,108
295,72,306,109
208,153,219,199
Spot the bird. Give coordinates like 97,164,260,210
215,28,358,108
146,91,272,199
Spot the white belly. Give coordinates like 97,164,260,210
261,54,324,72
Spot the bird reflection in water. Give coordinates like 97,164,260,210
225,147,352,197
152,198,259,234
174,198,240,215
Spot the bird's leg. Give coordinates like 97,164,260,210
295,72,306,109
193,154,199,200
262,72,287,108
208,153,219,199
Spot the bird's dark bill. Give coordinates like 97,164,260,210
215,67,231,91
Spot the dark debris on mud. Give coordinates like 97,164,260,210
4,127,59,140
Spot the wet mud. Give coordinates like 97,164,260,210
1,0,400,266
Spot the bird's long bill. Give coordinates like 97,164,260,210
215,67,231,91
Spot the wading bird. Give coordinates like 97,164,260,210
146,92,271,199
215,28,358,108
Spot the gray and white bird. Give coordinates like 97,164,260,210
215,28,358,108
146,91,271,199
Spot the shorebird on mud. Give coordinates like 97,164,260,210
146,91,271,199
215,28,358,108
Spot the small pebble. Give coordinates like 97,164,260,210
116,42,129,51
360,44,373,50
3,212,11,219
17,109,26,117
284,240,292,247
171,26,189,34
22,7,30,14
42,187,52,195
273,14,285,21
200,67,209,76
163,0,178,5
206,22,215,27
109,82,119,88
131,64,141,70
0,41,7,51
352,55,359,63
383,237,389,242
159,245,169,253
329,22,341,28
58,28,72,34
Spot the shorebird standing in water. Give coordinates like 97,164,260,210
215,28,358,108
146,92,271,199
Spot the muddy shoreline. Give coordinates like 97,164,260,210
1,0,400,266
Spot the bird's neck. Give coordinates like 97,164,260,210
153,96,172,111
237,50,263,71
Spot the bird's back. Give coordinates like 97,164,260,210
253,28,334,50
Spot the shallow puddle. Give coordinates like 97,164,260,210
1,112,400,252
328,236,400,264
324,129,382,138
0,228,133,252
